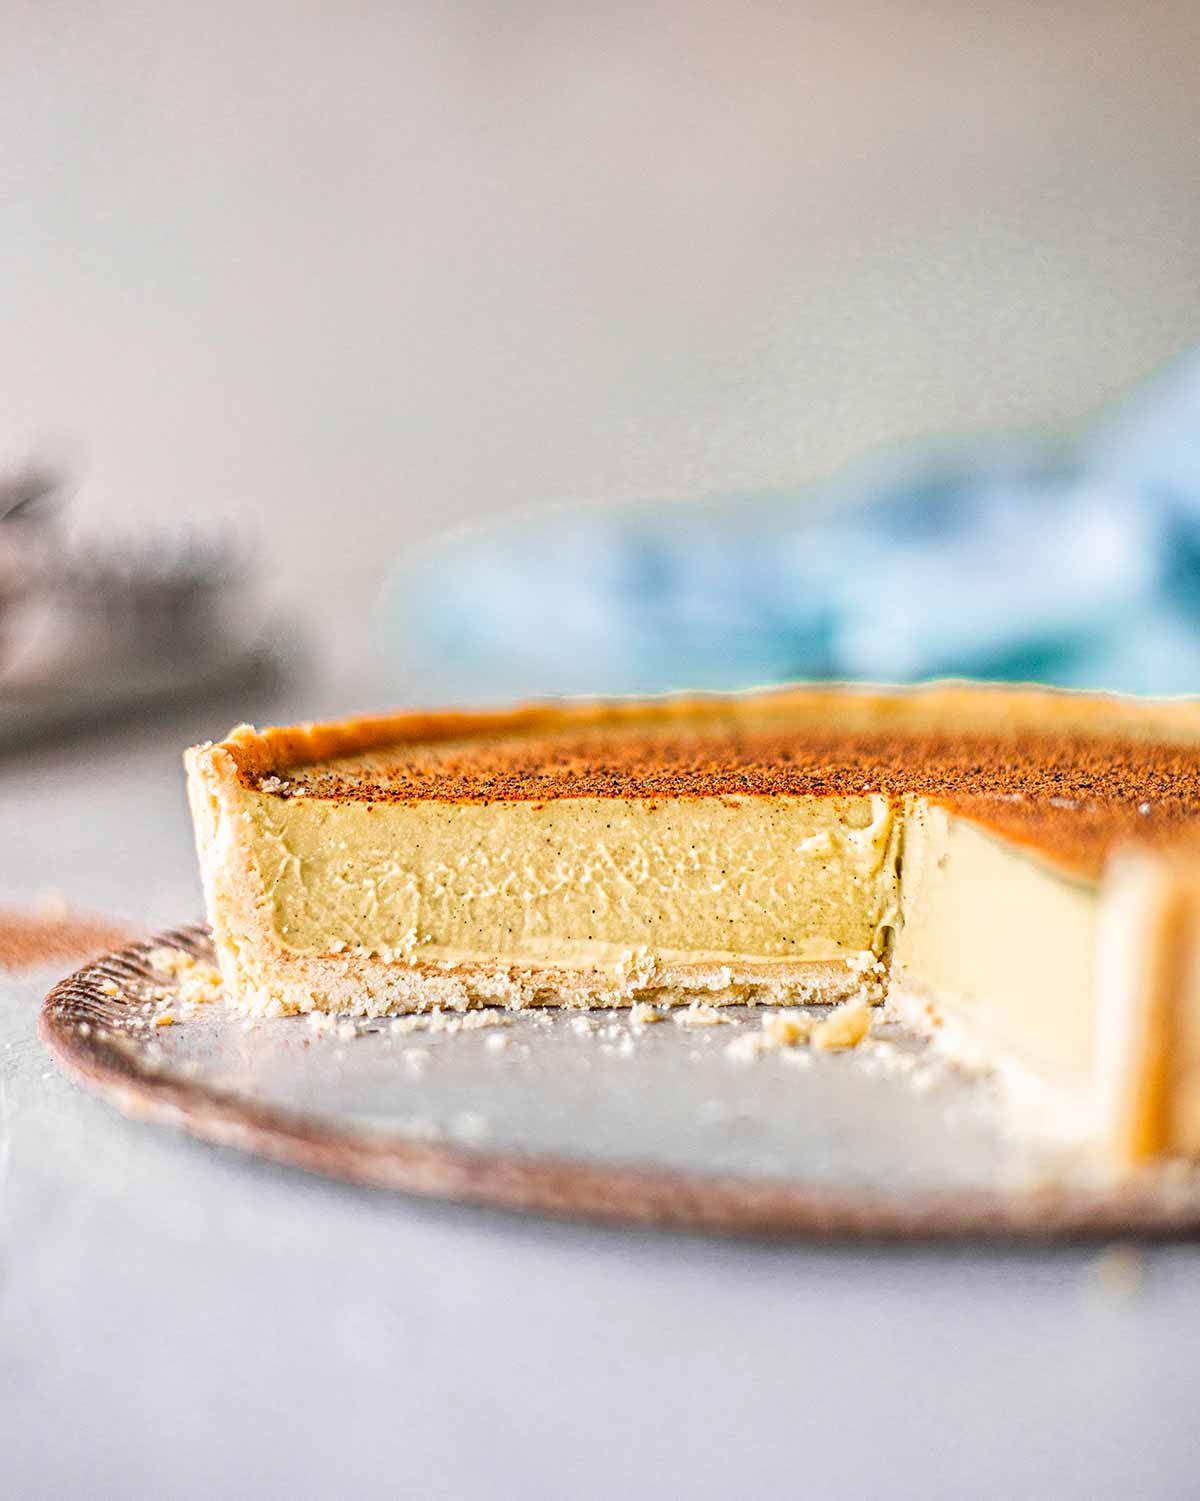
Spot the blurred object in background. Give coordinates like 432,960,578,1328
0,459,63,661
0,455,282,748
382,349,1200,701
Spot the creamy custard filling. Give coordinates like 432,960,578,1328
241,790,899,974
892,801,1100,1093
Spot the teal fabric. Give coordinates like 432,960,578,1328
381,350,1200,699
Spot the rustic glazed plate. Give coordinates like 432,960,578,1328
38,926,1200,1240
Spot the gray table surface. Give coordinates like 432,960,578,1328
1,690,1199,1500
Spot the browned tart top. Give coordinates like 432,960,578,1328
233,711,1200,878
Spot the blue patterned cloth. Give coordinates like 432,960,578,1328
381,349,1200,699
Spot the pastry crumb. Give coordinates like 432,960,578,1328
761,1011,815,1048
458,1009,512,1031
726,1002,873,1061
630,1001,663,1026
724,1009,814,1061
811,1000,872,1051
674,1001,729,1028
382,1007,512,1037
145,945,224,1016
146,945,194,977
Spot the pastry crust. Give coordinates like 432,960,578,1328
211,679,1200,782
187,732,881,1016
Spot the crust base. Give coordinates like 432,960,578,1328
222,941,883,1019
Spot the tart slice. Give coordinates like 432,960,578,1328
185,682,1200,1168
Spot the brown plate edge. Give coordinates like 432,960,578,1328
36,925,1200,1244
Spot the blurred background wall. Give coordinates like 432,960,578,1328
4,0,1200,692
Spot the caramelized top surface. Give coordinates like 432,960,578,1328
244,720,1200,878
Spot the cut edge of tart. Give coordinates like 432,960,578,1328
184,680,1200,1171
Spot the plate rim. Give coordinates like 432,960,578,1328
37,924,1200,1242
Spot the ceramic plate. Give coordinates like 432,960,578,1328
38,925,1200,1240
